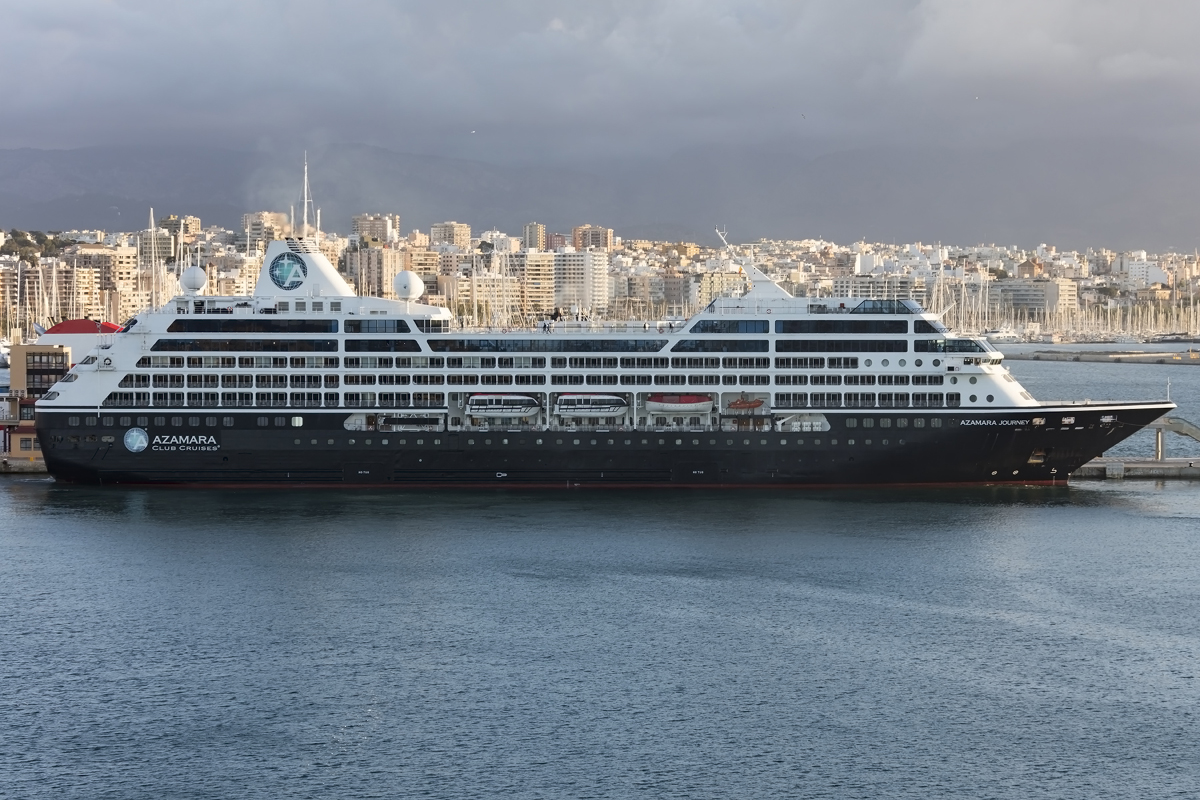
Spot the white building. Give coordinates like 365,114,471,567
554,249,609,313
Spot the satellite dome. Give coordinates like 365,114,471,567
180,266,207,294
393,270,424,301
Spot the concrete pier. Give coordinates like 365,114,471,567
1071,457,1200,480
0,458,48,474
1006,349,1200,365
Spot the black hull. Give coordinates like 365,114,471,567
37,403,1172,487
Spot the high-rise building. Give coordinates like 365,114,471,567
352,213,401,244
158,215,202,245
546,232,568,251
511,251,555,313
554,250,609,313
522,222,546,251
345,247,407,299
430,221,471,250
572,224,614,251
241,212,290,249
138,228,175,268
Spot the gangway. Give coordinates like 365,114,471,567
1147,416,1200,460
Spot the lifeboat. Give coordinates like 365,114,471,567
553,394,628,416
645,393,714,414
466,394,540,417
726,395,765,411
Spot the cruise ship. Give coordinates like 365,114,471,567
35,239,1173,486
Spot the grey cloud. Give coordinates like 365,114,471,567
5,1,1199,158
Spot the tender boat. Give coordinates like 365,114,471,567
726,396,765,411
466,394,540,417
645,393,714,414
553,394,628,417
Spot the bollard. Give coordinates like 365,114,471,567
1156,428,1165,461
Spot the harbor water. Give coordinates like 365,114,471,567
2,359,1199,798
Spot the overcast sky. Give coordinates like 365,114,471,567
5,0,1200,164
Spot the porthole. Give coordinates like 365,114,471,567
969,377,978,385
933,359,941,367
294,438,301,445
986,395,994,402
864,359,872,367
882,359,890,367
899,359,906,367
675,439,682,445
915,359,922,367
348,438,356,445
760,439,767,445
969,395,977,402
310,439,317,445
573,439,580,445
950,377,958,384
327,438,334,445
468,439,475,445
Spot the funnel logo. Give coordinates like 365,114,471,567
269,252,308,290
124,427,149,453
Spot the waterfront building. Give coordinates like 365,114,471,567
430,221,471,249
573,224,614,251
352,213,401,244
242,212,290,248
522,222,546,251
346,247,407,299
159,215,202,245
510,251,556,313
995,278,1078,317
554,249,609,314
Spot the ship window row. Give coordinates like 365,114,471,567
774,374,945,386
844,416,944,428
773,392,959,409
70,414,241,427
271,301,341,313
167,319,341,334
428,339,668,353
913,339,991,353
136,355,451,369
116,372,950,390
100,391,446,409
152,339,340,352
691,319,770,334
144,337,983,356
776,320,907,334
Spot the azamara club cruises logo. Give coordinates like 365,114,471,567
125,429,220,453
123,427,149,452
268,252,308,290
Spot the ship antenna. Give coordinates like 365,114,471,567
301,151,310,238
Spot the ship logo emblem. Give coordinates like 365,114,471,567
124,427,150,453
268,252,308,290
